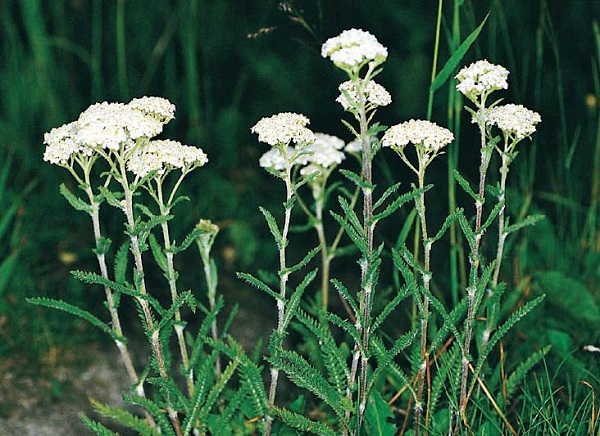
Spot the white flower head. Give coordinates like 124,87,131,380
128,96,176,124
127,139,208,177
337,80,391,111
251,112,315,147
321,28,388,71
455,60,509,101
43,121,93,165
382,119,454,153
259,146,295,171
76,102,164,151
487,104,541,140
297,133,346,168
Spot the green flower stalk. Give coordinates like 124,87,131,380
454,60,510,421
195,219,221,376
382,119,454,432
322,28,391,429
133,138,209,395
483,104,541,348
43,121,154,427
252,112,316,436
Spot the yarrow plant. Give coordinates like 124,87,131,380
37,25,546,436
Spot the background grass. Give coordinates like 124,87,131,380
0,0,598,431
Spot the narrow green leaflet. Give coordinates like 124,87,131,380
122,394,177,436
331,211,368,256
453,169,482,204
236,272,282,302
27,297,121,341
373,185,431,222
169,227,204,254
90,399,160,436
281,269,317,332
259,206,285,249
81,416,119,436
505,213,545,235
429,14,489,93
481,199,505,232
155,290,195,332
271,407,337,436
59,183,92,214
149,234,168,274
339,169,375,192
373,181,402,211
114,241,130,285
282,247,320,276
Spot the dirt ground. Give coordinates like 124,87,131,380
0,343,133,435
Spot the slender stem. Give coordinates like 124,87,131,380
314,192,331,310
265,159,294,436
155,178,194,395
116,154,182,436
413,166,431,436
458,116,492,421
357,79,374,428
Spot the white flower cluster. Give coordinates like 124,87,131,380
455,60,509,100
321,28,388,70
337,80,392,111
251,112,315,147
76,102,164,151
44,97,208,179
128,96,176,124
486,104,541,140
298,133,346,171
382,119,454,152
128,140,208,177
43,121,93,165
259,147,293,171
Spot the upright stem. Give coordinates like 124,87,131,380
414,169,431,435
156,181,194,395
265,161,294,436
482,150,511,349
459,118,492,420
315,194,331,310
118,157,182,436
357,83,374,427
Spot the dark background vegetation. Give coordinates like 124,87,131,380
1,0,599,414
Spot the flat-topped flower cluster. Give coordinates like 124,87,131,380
43,96,207,177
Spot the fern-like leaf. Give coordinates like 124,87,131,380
89,398,160,436
27,297,120,341
169,227,203,254
60,183,92,214
331,210,368,256
373,185,431,222
501,345,551,407
259,206,285,249
236,271,281,302
339,168,375,192
283,247,320,276
81,415,118,436
271,406,337,436
281,269,317,332
122,394,176,436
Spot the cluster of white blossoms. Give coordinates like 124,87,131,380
258,147,294,171
486,104,542,140
128,96,176,124
75,102,164,151
298,133,345,167
251,112,316,147
455,59,509,101
321,28,388,70
337,80,392,111
127,139,208,177
44,96,208,178
382,119,454,152
43,121,93,165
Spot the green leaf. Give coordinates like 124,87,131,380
330,279,360,324
59,183,92,214
149,234,168,274
430,14,489,93
283,246,320,276
27,297,121,341
114,241,130,285
373,185,431,222
271,407,337,436
331,210,367,256
236,272,282,302
89,399,160,436
504,213,545,235
453,170,482,204
373,181,402,211
337,195,364,235
155,290,196,332
339,169,375,192
81,415,119,436
122,395,176,436
364,391,397,436
429,209,460,245
97,185,124,210
169,227,204,254
501,345,551,407
259,206,285,248
281,269,317,332
481,199,505,232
